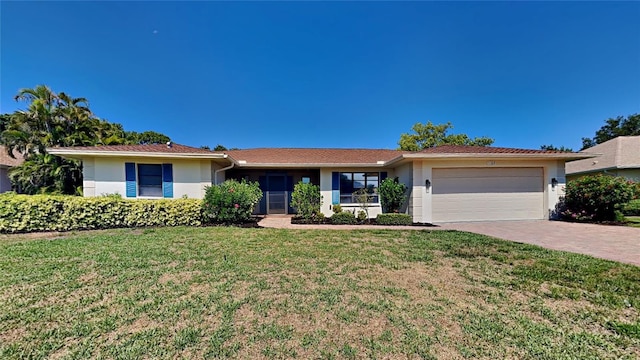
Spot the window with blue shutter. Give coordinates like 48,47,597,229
125,162,136,197
162,164,173,198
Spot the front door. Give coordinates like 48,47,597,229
258,174,293,214
267,175,287,214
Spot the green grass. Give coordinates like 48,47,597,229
1,227,639,359
625,216,640,228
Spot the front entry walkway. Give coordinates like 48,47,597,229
439,220,640,266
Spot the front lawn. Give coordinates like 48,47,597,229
1,227,639,359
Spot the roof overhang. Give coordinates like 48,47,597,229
566,165,640,176
225,162,389,168
383,152,597,166
47,148,229,160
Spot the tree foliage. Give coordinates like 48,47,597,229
540,145,574,152
581,114,640,150
398,121,494,151
0,85,171,194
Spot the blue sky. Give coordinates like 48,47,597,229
1,1,639,151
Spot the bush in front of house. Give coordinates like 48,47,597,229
290,181,322,220
379,177,407,213
0,193,204,233
330,211,357,225
622,199,640,216
202,179,263,224
376,213,412,225
561,175,635,222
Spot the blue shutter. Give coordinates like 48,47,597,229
331,172,340,205
380,172,387,181
162,164,173,198
125,162,136,198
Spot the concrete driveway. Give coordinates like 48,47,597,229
438,220,640,266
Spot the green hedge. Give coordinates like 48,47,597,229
0,194,204,233
376,213,413,225
622,199,640,216
330,211,357,225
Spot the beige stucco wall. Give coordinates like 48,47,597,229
567,168,640,182
410,159,567,223
82,157,213,199
394,162,413,214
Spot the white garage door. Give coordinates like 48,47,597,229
432,168,544,222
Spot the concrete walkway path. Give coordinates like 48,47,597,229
258,216,640,266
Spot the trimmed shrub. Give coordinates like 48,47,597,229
290,181,321,220
622,199,640,216
357,210,367,222
379,177,407,213
0,194,203,233
332,204,343,214
562,175,635,222
376,213,412,225
330,211,357,225
202,179,262,224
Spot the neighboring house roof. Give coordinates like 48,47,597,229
47,143,594,167
48,143,228,160
224,148,405,167
566,136,640,176
0,146,24,167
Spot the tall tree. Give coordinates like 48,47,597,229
125,130,171,145
398,121,494,151
581,114,640,150
0,85,172,194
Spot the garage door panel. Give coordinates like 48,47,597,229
434,176,542,194
432,168,544,222
434,167,543,179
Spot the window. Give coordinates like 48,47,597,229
301,177,311,184
339,172,379,203
138,164,163,197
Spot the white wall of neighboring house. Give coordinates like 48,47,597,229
81,157,213,199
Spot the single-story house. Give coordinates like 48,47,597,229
566,136,640,182
0,146,24,193
48,143,592,223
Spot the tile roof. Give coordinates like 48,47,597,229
225,148,404,165
49,143,215,154
417,145,574,154
0,146,24,167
